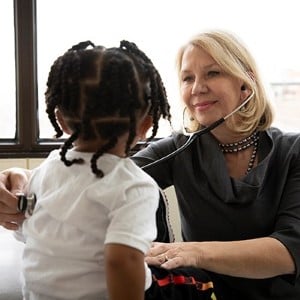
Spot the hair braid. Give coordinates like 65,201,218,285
119,59,140,155
68,52,81,116
45,58,65,138
90,136,118,177
46,41,95,138
59,128,84,167
69,40,95,51
119,40,171,140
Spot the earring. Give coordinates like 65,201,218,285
183,107,198,134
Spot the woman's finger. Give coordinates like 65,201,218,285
145,254,165,266
0,212,25,223
160,256,183,269
1,221,21,231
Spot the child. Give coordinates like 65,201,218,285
17,40,170,300
17,40,214,300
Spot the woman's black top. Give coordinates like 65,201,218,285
133,127,300,300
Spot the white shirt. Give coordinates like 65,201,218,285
20,149,159,300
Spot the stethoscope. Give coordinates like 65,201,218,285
142,90,255,171
17,91,254,215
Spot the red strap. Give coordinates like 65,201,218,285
153,274,214,291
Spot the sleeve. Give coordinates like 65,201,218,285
270,151,300,283
132,135,181,189
104,180,159,254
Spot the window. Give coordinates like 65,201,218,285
0,0,61,158
270,82,300,132
0,0,15,139
1,0,300,158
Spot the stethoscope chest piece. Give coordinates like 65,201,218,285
17,193,37,217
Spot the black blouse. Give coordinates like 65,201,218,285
133,127,300,300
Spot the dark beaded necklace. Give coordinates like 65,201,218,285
219,131,259,174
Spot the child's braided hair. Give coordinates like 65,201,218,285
45,40,171,177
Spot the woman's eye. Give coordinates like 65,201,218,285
207,70,220,77
182,75,193,82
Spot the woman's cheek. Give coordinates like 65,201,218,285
180,87,190,105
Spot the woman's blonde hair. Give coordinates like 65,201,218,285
177,30,273,134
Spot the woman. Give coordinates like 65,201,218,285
132,30,300,299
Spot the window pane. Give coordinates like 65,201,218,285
0,0,16,138
37,0,300,138
36,0,177,138
270,83,300,132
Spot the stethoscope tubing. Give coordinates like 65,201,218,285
142,90,255,171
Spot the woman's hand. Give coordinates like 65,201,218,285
0,168,30,230
146,238,295,279
145,241,202,270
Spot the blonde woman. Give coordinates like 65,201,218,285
133,30,300,299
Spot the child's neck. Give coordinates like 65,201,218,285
73,137,128,158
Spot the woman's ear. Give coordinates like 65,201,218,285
138,115,153,140
55,109,72,135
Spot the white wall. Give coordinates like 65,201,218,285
0,158,45,171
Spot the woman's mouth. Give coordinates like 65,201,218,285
193,101,217,112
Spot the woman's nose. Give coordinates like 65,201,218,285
191,80,208,95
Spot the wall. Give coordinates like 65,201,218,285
0,158,45,171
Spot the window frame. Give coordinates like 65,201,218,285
0,0,61,159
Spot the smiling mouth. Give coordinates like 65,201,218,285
193,101,217,112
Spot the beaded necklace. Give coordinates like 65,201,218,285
219,131,259,174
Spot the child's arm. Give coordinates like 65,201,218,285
105,243,145,300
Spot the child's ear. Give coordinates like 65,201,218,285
138,115,153,140
55,109,72,135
